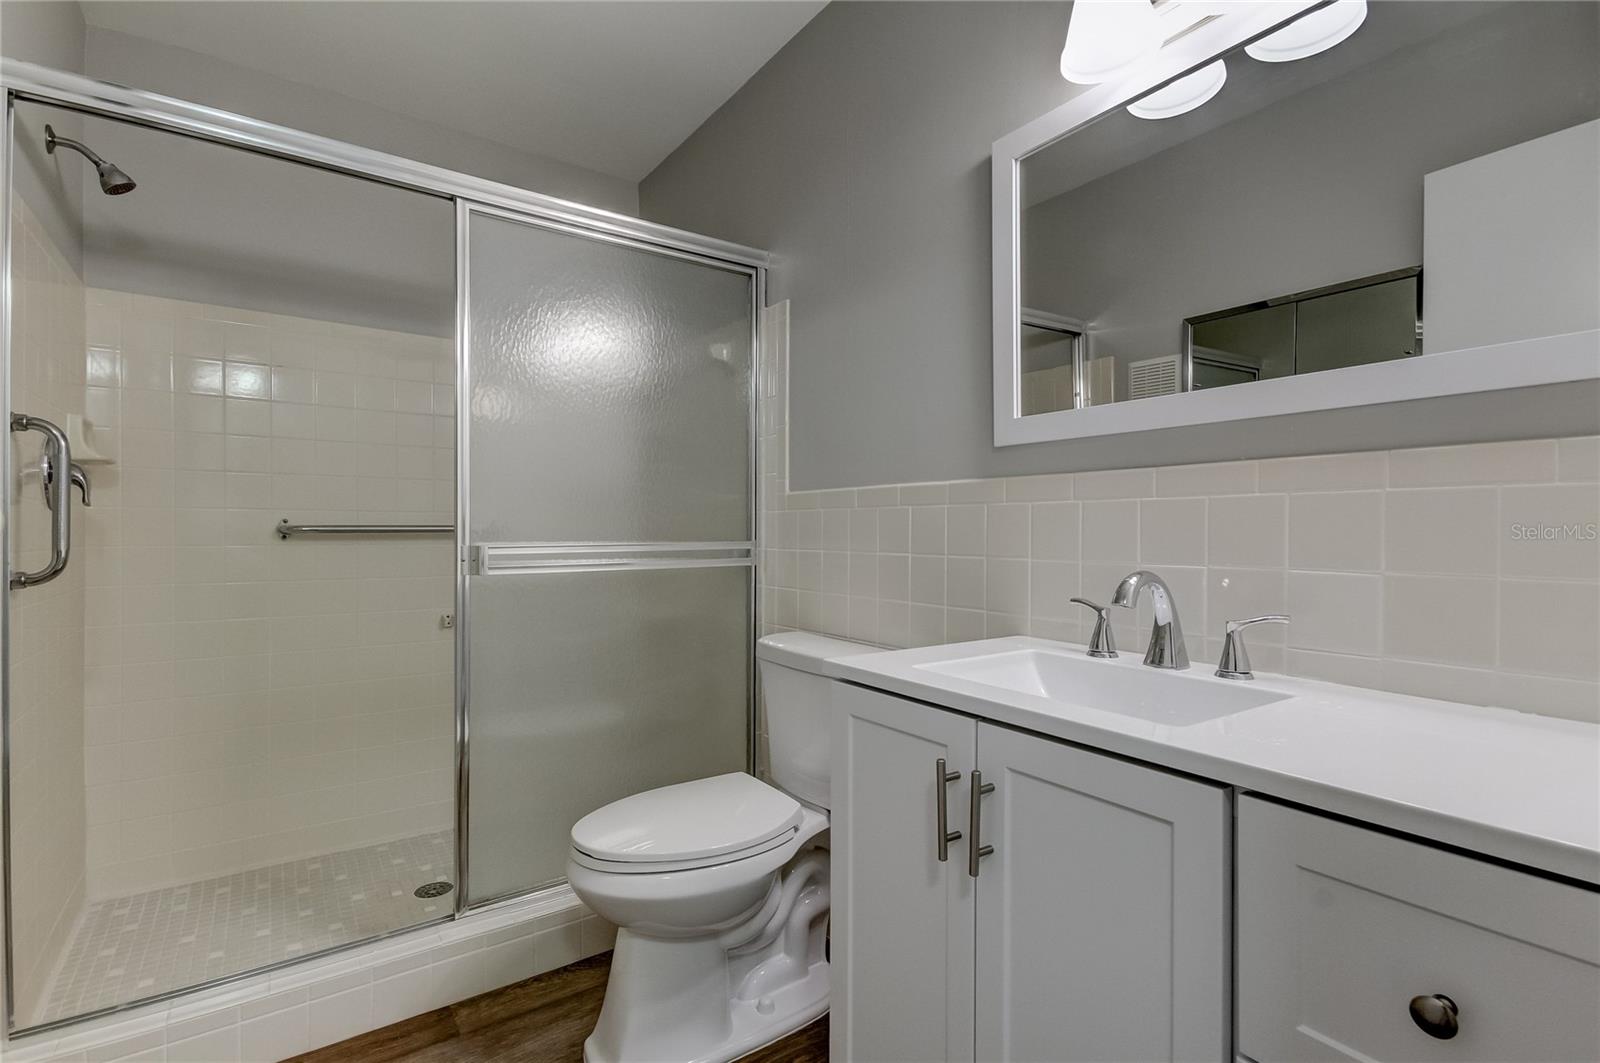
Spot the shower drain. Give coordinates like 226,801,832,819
414,881,455,899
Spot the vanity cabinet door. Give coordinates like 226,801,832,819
973,722,1231,1063
831,683,978,1063
1237,796,1600,1063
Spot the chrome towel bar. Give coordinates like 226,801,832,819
276,519,454,539
473,541,753,575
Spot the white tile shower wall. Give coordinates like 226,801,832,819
756,303,1600,723
5,198,91,1023
79,289,456,899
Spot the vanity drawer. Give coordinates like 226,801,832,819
1236,796,1600,1063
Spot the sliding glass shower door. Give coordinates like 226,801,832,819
460,207,755,906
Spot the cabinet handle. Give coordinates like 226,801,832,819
967,769,995,877
934,758,962,862
1408,994,1459,1040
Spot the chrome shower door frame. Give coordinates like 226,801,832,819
453,200,762,911
0,59,767,1037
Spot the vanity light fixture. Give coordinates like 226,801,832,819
1245,0,1368,62
1126,60,1228,120
1059,0,1164,85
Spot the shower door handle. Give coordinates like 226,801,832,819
10,413,73,589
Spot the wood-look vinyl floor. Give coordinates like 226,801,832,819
284,952,828,1063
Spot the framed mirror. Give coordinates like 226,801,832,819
992,0,1600,447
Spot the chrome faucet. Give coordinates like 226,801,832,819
1215,615,1289,680
1111,570,1189,669
1068,597,1118,658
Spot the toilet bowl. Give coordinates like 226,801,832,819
567,632,876,1063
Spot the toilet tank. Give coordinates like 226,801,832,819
755,632,878,810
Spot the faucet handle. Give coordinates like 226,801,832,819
1069,597,1118,659
1216,615,1289,680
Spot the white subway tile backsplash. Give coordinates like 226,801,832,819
1388,439,1558,487
1382,575,1497,667
1205,568,1288,642
877,554,909,602
752,309,1598,727
1498,580,1600,681
985,559,1029,616
1288,492,1384,572
1074,467,1155,499
946,557,986,611
1029,502,1079,561
984,504,1030,558
947,504,986,556
1003,473,1073,502
877,507,910,553
908,555,945,605
1080,500,1137,564
948,478,1007,503
909,506,946,555
1139,498,1206,566
947,608,987,642
1257,451,1387,493
848,508,878,552
1556,436,1600,482
1499,484,1600,580
899,482,948,505
1206,494,1286,568
907,604,946,647
1155,461,1255,498
854,485,898,507
1028,561,1079,622
1285,572,1382,656
1385,488,1498,576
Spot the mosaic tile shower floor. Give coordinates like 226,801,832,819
39,831,455,1024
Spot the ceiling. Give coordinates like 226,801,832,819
79,1,826,182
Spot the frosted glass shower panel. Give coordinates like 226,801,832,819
468,212,753,544
465,567,751,902
462,207,756,906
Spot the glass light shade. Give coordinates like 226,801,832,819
1126,60,1227,120
1060,0,1165,85
1245,0,1368,63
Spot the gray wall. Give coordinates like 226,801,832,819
640,2,1600,491
3,14,641,331
49,101,457,335
1,0,86,271
1024,1,1599,399
83,27,637,215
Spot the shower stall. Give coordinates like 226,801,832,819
0,61,762,1037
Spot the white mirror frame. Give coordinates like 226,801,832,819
991,1,1600,447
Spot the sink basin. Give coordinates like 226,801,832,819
916,647,1289,726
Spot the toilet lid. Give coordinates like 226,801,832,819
570,772,803,865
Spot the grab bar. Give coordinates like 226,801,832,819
276,519,453,539
10,413,73,589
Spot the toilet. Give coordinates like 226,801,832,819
567,632,874,1063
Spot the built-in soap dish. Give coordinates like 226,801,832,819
67,413,114,464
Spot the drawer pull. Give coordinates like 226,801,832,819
1408,994,1460,1040
934,758,962,862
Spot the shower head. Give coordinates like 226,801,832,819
45,124,136,195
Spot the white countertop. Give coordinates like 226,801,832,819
827,637,1600,887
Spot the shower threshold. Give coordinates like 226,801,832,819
38,830,454,1026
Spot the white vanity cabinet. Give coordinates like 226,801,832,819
831,682,1231,1063
1236,797,1600,1063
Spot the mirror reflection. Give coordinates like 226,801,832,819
1018,0,1599,412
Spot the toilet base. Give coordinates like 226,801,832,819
582,942,828,1063
582,849,830,1063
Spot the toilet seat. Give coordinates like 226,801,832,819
570,772,803,874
